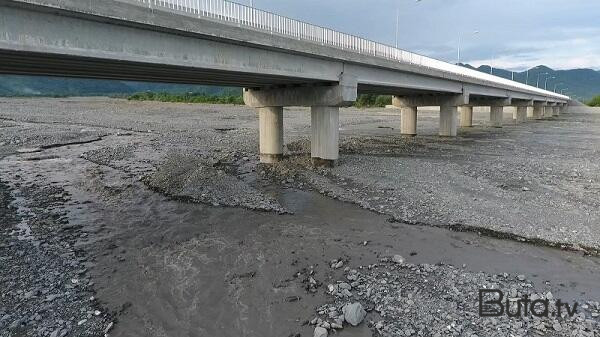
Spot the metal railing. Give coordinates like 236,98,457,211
133,0,568,100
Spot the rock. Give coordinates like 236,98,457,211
517,275,526,281
392,255,405,264
313,326,328,337
342,302,367,326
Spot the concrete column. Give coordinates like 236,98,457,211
311,106,339,167
490,106,504,128
400,107,417,136
258,106,284,163
516,106,528,123
439,105,458,137
553,106,560,116
533,105,544,120
544,106,553,118
527,106,534,118
561,104,568,114
460,106,473,127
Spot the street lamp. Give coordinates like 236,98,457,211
553,82,563,92
537,72,548,88
396,0,422,48
457,30,479,65
545,76,555,90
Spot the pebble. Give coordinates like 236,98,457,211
313,326,328,337
342,302,366,326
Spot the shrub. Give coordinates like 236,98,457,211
587,95,600,107
127,92,244,105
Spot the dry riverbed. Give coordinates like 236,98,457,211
1,97,600,337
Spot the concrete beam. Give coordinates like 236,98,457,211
460,106,473,127
258,107,284,163
392,94,469,108
311,106,339,167
469,97,512,107
244,81,357,108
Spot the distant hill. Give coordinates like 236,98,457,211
0,75,241,97
459,64,600,102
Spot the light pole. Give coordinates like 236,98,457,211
553,82,563,92
250,0,253,6
537,72,548,88
396,0,422,49
545,76,555,90
457,30,479,65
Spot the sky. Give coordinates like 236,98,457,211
244,0,600,71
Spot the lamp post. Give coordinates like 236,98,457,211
545,76,555,90
537,72,548,88
396,0,422,48
553,82,563,92
457,30,479,65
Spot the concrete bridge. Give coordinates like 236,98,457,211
0,0,570,166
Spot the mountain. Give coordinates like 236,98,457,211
0,75,241,97
459,64,600,102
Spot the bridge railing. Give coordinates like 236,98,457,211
134,0,568,100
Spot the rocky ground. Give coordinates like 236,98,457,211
0,97,599,336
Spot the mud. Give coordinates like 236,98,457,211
1,98,599,336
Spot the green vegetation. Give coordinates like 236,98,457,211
127,92,244,105
353,94,392,108
586,95,600,107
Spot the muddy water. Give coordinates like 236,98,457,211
2,149,600,337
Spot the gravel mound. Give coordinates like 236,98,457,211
144,153,287,213
311,259,600,337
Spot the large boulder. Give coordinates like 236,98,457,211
342,302,367,326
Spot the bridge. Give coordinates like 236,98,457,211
0,0,570,166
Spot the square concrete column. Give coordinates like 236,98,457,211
516,106,528,123
258,107,284,163
561,104,568,114
527,106,534,118
311,106,339,167
460,106,473,127
553,106,560,116
533,105,544,120
439,105,458,137
400,107,418,136
490,106,504,128
544,106,553,118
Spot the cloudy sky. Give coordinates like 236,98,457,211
246,0,600,71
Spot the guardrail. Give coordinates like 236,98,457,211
134,0,568,100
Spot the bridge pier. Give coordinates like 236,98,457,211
258,107,284,163
311,106,340,167
544,103,555,118
460,106,474,127
490,106,504,128
244,76,357,166
553,105,560,117
400,107,418,136
532,103,546,120
511,100,533,124
393,94,468,137
440,105,459,136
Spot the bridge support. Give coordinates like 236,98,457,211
553,105,560,117
258,107,284,163
311,106,339,167
440,105,458,137
490,106,504,128
544,104,555,118
460,106,473,127
244,75,357,166
394,94,468,137
515,107,528,123
400,107,418,136
532,103,545,120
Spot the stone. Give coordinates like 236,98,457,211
392,255,405,264
313,326,328,337
342,302,367,326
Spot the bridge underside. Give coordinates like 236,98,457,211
0,50,325,87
